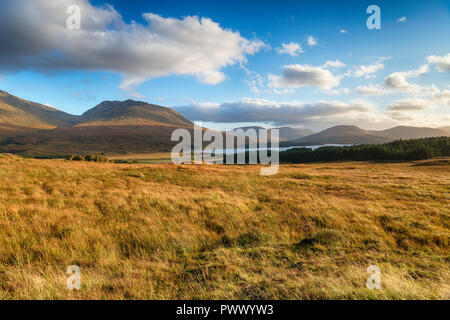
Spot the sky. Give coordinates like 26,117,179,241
0,0,449,131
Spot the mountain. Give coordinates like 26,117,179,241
0,124,190,155
277,127,314,141
373,126,448,140
79,99,192,127
0,90,77,138
0,90,448,155
0,93,194,156
231,126,313,142
438,126,450,135
285,125,392,145
282,125,450,146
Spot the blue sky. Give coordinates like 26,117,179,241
0,0,449,130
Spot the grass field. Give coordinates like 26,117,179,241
0,154,448,299
106,152,174,164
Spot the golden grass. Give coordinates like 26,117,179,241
106,152,173,163
0,154,448,299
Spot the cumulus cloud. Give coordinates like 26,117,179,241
0,0,265,91
174,97,375,127
345,58,387,78
384,88,449,123
320,88,351,95
426,53,450,72
323,60,346,68
175,91,450,129
357,61,447,102
434,89,450,106
307,35,318,47
276,42,303,57
356,84,388,96
384,65,429,90
386,98,429,112
268,64,341,90
397,16,407,23
386,111,450,125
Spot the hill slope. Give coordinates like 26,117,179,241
287,125,392,145
438,126,450,135
0,90,77,138
0,95,194,155
79,100,192,127
373,126,448,140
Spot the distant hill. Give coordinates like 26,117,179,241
372,126,448,140
285,125,392,145
0,90,448,155
278,127,315,141
231,126,313,142
282,125,450,146
0,90,77,138
438,126,450,135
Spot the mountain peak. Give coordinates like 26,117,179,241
291,125,390,145
320,125,365,134
81,99,192,126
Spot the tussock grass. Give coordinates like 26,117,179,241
0,154,448,299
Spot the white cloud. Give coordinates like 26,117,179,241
0,0,265,92
196,70,227,85
385,88,449,119
434,89,450,106
384,65,429,90
276,42,304,57
397,16,407,23
385,111,450,125
426,53,450,72
175,97,375,127
175,91,450,129
268,64,341,90
356,84,388,96
340,29,348,34
271,88,296,95
386,98,429,112
346,59,387,78
321,88,351,95
307,35,318,47
323,60,346,68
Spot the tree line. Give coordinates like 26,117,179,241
279,137,450,163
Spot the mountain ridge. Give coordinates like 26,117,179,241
0,90,449,155
372,126,448,140
0,90,78,138
283,125,449,146
284,125,390,145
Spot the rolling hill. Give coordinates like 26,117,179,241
283,125,450,146
284,125,392,145
0,90,77,138
0,90,448,155
0,93,194,156
438,126,450,135
372,126,448,140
